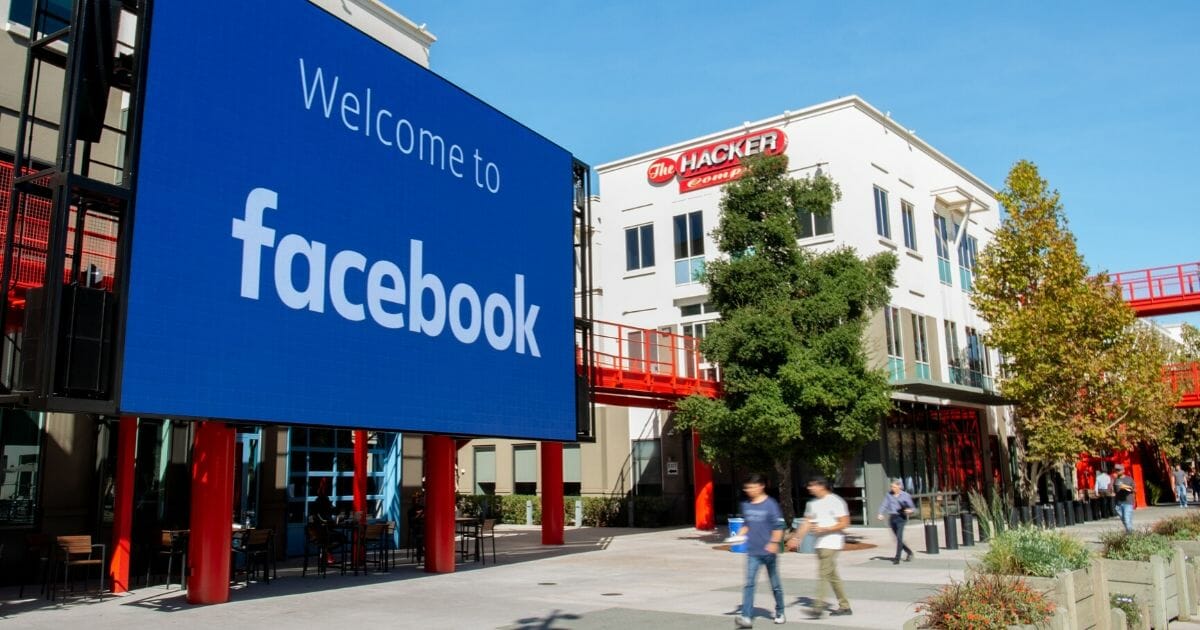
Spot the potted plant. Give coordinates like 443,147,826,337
1100,530,1184,628
977,527,1109,629
904,572,1061,629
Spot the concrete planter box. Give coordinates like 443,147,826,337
1101,550,1184,629
1025,565,1110,630
1171,540,1200,619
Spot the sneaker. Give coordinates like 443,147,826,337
829,608,853,617
773,613,786,624
905,552,913,562
735,615,754,628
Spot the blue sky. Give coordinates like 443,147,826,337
390,2,1199,323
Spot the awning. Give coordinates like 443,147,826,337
890,379,1013,406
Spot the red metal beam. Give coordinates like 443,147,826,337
188,421,235,604
107,417,137,592
540,442,564,545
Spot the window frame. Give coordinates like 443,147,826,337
911,314,930,379
624,223,655,272
672,210,706,285
873,186,892,240
934,213,953,285
884,305,904,380
901,201,917,250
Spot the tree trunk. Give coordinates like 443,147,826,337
774,457,795,524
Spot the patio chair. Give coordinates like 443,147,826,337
479,519,497,566
302,523,344,577
18,533,52,598
145,530,188,589
360,522,389,573
51,535,106,600
233,528,274,584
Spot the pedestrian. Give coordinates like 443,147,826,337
1113,464,1136,532
733,473,786,628
1174,464,1190,509
876,479,915,564
1093,467,1111,497
1190,467,1200,503
789,477,852,619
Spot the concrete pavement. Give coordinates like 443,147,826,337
0,505,1189,629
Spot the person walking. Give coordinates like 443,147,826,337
789,477,852,619
734,473,786,628
876,479,915,564
1094,467,1113,518
1174,464,1190,508
1113,464,1136,532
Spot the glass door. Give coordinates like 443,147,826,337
234,427,262,527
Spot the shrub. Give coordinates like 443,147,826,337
1151,512,1200,540
1110,593,1141,629
916,573,1054,629
582,496,623,527
1100,530,1174,562
968,490,1011,540
980,527,1091,577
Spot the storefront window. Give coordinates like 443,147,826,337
0,410,42,527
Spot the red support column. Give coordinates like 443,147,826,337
1131,449,1146,509
423,435,456,573
692,432,714,531
353,429,368,566
541,442,564,545
187,421,235,605
108,416,137,592
353,430,368,520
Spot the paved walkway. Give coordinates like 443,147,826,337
0,505,1193,629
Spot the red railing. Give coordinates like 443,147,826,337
0,161,118,309
578,319,720,408
1110,263,1200,317
1165,362,1200,409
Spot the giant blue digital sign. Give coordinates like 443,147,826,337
121,1,577,440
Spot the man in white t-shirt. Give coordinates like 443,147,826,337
787,477,851,618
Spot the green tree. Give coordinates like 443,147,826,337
1169,324,1200,460
972,160,1176,504
675,155,897,519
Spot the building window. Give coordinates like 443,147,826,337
873,186,891,240
682,320,716,379
965,327,993,390
632,439,662,496
625,223,655,272
901,201,917,250
798,206,833,239
563,444,582,496
679,301,717,318
944,321,963,384
473,446,496,495
513,445,537,495
673,211,705,285
8,0,70,32
958,231,978,292
934,214,953,285
285,428,395,537
884,306,904,381
911,314,930,380
0,409,42,528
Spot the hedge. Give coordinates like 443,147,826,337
456,494,685,527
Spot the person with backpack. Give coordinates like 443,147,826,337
733,473,786,628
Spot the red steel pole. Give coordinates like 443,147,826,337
541,442,564,545
354,430,368,519
108,416,137,592
187,421,235,604
423,435,456,573
692,431,714,530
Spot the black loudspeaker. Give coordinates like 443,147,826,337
75,0,122,143
575,374,592,440
20,284,113,397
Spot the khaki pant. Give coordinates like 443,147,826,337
816,548,850,611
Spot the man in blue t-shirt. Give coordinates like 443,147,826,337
735,473,785,628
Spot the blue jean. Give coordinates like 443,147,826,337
1116,502,1134,532
1178,483,1189,507
742,553,784,620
